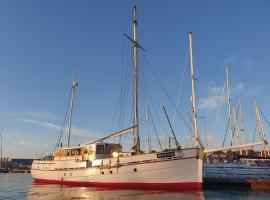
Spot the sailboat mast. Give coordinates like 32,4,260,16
67,75,78,147
132,6,140,153
238,98,247,142
255,102,270,157
188,32,199,147
232,106,242,154
226,64,233,146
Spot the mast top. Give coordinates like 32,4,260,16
133,5,137,20
72,74,78,89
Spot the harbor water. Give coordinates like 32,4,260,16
0,173,270,199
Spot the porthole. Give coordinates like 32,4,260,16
101,171,104,175
110,171,113,174
134,168,137,172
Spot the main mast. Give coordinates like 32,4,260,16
67,75,78,147
133,6,140,153
188,32,199,147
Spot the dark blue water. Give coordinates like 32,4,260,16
0,173,270,200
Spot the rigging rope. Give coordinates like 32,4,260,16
172,46,189,127
52,86,73,153
222,125,229,148
210,82,226,148
149,107,163,150
258,106,270,129
141,52,192,132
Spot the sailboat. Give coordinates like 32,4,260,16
203,65,270,184
31,6,204,189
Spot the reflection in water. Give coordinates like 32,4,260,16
27,183,205,200
2,174,270,199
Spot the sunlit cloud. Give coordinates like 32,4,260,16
198,85,225,110
18,118,99,138
198,82,245,110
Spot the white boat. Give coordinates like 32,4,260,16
31,6,203,189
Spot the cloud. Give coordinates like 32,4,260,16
225,54,237,64
235,82,244,92
12,139,51,148
0,111,58,120
248,85,263,96
198,82,245,110
18,118,98,138
25,111,58,120
224,54,254,70
243,58,254,70
198,85,225,110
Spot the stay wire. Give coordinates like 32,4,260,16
141,52,193,134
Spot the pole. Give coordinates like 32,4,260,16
233,106,242,155
188,32,199,147
132,6,140,153
226,65,234,146
67,75,78,147
255,102,270,157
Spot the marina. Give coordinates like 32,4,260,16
1,1,270,199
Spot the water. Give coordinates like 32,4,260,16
1,173,270,200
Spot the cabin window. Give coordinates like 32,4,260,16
84,146,94,155
104,146,111,154
96,145,104,154
96,144,111,154
66,150,71,156
71,149,76,156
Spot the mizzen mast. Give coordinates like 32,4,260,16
132,6,140,153
188,32,200,147
67,75,78,147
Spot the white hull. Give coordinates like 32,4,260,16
31,148,203,189
204,163,270,183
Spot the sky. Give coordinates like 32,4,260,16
0,0,270,158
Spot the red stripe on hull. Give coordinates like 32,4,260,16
34,178,202,190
